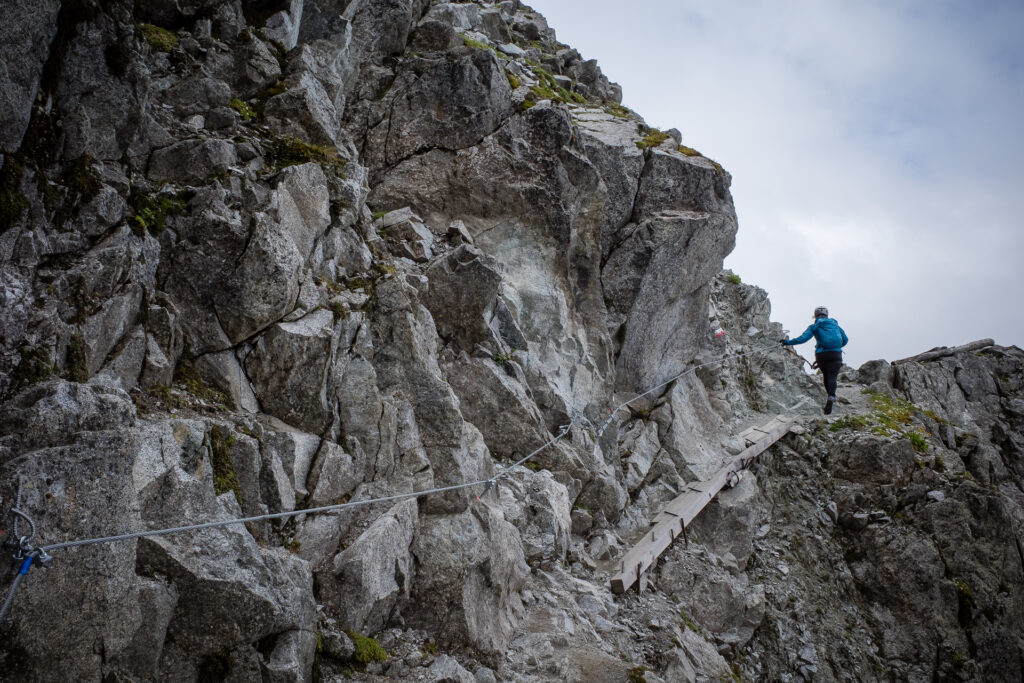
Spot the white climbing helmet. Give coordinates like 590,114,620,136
814,306,829,318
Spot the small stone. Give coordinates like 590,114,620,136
778,563,789,576
826,501,839,523
497,43,525,57
926,490,946,502
868,510,891,524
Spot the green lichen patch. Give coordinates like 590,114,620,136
346,630,388,667
229,97,257,121
138,23,179,52
0,157,29,233
271,138,347,176
506,71,521,89
209,424,242,504
330,300,347,320
953,576,976,619
865,392,915,434
252,80,287,118
636,129,670,150
680,609,699,632
829,414,871,432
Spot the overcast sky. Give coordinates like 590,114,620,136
526,0,1024,367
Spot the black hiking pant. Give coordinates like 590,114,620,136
815,351,843,399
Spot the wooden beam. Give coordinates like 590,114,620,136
609,417,794,593
893,338,994,365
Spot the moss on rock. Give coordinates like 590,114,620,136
346,630,388,667
209,425,242,505
139,23,178,52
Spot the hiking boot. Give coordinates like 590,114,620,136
824,396,835,415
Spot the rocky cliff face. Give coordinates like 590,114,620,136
0,2,1021,682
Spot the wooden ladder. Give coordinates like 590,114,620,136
609,415,800,593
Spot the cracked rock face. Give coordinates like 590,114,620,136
0,2,1021,682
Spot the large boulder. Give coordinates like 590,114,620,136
409,503,528,654
318,499,418,634
422,245,503,351
246,309,340,434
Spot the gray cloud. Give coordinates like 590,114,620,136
527,0,1024,366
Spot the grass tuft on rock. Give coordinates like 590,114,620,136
678,144,725,173
636,129,670,150
830,390,937,452
174,358,234,411
131,191,188,236
463,35,509,60
229,97,257,121
603,102,631,119
272,138,346,176
525,66,586,107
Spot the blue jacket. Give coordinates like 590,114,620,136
785,317,848,354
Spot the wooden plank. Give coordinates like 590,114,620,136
609,416,794,593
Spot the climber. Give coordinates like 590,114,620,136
780,306,848,414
